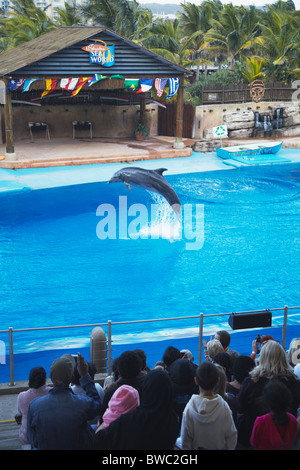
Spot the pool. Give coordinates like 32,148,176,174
0,160,300,380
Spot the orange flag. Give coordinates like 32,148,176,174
41,79,57,98
71,77,91,97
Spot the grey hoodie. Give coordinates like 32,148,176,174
179,394,237,450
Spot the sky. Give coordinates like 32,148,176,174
139,0,300,9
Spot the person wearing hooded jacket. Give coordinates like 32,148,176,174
178,361,237,450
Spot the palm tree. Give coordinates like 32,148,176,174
54,0,83,26
205,4,260,66
255,6,299,81
0,0,55,49
79,0,153,40
241,56,266,83
179,2,214,78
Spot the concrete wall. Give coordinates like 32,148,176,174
195,101,300,139
7,103,158,141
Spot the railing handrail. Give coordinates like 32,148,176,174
2,305,299,334
1,305,300,386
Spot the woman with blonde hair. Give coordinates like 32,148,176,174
237,341,300,449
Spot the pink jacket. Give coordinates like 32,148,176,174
101,384,140,429
250,412,298,450
17,384,51,444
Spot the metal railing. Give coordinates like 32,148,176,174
1,304,299,387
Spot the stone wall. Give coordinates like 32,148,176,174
194,101,300,140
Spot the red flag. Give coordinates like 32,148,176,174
71,77,91,97
41,79,57,98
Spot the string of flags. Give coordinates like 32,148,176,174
6,76,180,100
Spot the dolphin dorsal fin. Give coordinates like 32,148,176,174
154,168,168,175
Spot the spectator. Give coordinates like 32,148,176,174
178,361,237,450
97,384,140,430
180,349,194,362
103,357,120,392
133,349,150,374
162,346,181,369
93,369,180,450
16,366,51,445
237,341,300,448
214,363,238,425
154,361,166,370
215,330,231,351
286,338,300,367
71,361,105,402
100,350,145,419
214,352,233,381
250,380,298,450
167,357,198,425
226,355,255,396
27,353,101,450
203,338,224,362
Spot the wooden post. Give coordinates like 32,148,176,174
174,76,185,149
139,95,146,125
3,77,16,159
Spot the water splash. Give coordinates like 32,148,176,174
130,193,182,242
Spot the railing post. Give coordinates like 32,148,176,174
8,327,15,386
282,305,288,350
198,313,204,364
107,320,112,375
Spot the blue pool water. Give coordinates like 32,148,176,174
0,161,300,380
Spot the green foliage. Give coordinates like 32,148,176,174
0,0,298,87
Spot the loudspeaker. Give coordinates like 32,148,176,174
228,311,272,330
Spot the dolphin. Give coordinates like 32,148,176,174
109,166,181,218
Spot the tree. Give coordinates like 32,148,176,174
79,0,153,40
205,4,260,66
254,5,300,81
54,0,83,26
0,0,55,49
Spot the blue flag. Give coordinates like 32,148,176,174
6,79,24,91
166,78,179,99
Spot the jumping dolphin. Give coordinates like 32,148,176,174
109,167,181,218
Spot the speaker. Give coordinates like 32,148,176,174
228,311,272,330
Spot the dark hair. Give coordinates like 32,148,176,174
118,351,143,379
196,362,219,390
162,346,181,368
214,352,232,381
133,349,147,370
216,330,231,349
28,367,47,389
263,379,292,426
232,355,255,384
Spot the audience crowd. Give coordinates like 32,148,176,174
15,331,300,450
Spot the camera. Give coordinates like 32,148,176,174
255,334,261,353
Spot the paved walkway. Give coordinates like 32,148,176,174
0,136,194,169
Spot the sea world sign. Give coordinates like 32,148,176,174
82,41,115,67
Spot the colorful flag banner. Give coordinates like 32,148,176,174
41,79,57,98
166,78,179,99
6,79,24,91
87,74,108,87
136,79,153,94
60,78,79,91
124,79,139,91
71,77,91,97
22,79,38,92
154,78,168,97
